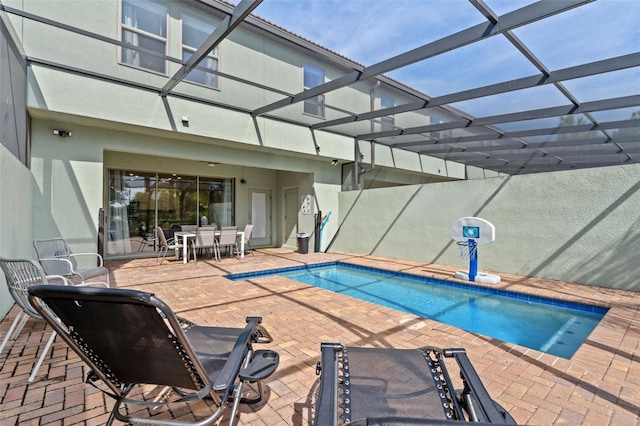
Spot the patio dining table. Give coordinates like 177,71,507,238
174,230,245,264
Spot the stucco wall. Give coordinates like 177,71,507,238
330,163,640,291
29,118,347,256
0,145,34,319
0,10,31,320
30,120,104,255
8,0,466,181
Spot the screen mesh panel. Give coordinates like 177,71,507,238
341,347,456,423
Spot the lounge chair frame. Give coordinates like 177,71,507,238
28,285,279,426
314,343,516,425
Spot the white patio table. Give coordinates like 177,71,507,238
174,230,245,264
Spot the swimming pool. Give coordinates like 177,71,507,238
227,262,608,358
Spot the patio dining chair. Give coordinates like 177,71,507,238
189,227,216,263
0,258,66,383
27,285,280,426
33,237,109,285
239,224,255,256
216,226,239,260
0,257,107,382
156,226,182,264
136,223,157,252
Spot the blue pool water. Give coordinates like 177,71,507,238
227,262,607,359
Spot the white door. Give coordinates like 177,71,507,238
249,189,272,246
284,187,298,248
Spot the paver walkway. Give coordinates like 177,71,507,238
1,249,638,425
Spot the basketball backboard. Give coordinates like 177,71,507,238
451,217,495,246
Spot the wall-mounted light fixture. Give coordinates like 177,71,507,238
331,159,338,166
181,116,189,126
207,162,216,167
53,129,72,137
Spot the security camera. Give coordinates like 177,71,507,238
53,129,72,137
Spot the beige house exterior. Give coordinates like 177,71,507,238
1,0,639,319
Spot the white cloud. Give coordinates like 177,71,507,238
251,0,639,112
510,1,640,69
253,0,484,65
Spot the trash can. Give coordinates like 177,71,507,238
297,232,310,254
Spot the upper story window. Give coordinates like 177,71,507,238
381,93,395,131
182,14,219,89
303,63,325,117
121,0,167,74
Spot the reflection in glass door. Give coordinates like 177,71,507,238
106,170,234,257
156,174,198,234
199,178,234,229
107,171,157,255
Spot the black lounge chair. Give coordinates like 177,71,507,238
314,343,516,425
27,285,279,426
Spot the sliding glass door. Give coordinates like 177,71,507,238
199,178,233,229
106,170,234,257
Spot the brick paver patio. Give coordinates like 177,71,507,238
1,249,638,425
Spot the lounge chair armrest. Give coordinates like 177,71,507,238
212,317,263,391
346,417,499,425
252,325,274,344
175,315,197,331
446,349,517,424
314,343,344,426
73,281,110,288
69,252,104,267
39,258,75,275
45,274,72,285
239,350,279,381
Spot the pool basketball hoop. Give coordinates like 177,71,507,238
456,240,477,260
451,217,500,284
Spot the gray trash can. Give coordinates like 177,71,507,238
297,232,310,254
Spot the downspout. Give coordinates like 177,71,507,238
370,81,379,133
369,81,379,173
354,81,380,189
354,138,360,190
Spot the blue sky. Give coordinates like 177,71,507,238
237,0,639,118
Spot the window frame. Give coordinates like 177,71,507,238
303,62,326,118
105,169,236,258
380,93,395,132
181,12,220,90
119,0,169,75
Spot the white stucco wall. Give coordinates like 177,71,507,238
331,163,640,291
10,0,467,181
0,144,34,319
30,120,104,254
312,182,341,251
29,117,347,255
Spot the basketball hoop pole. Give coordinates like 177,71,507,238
468,239,478,281
452,217,500,284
